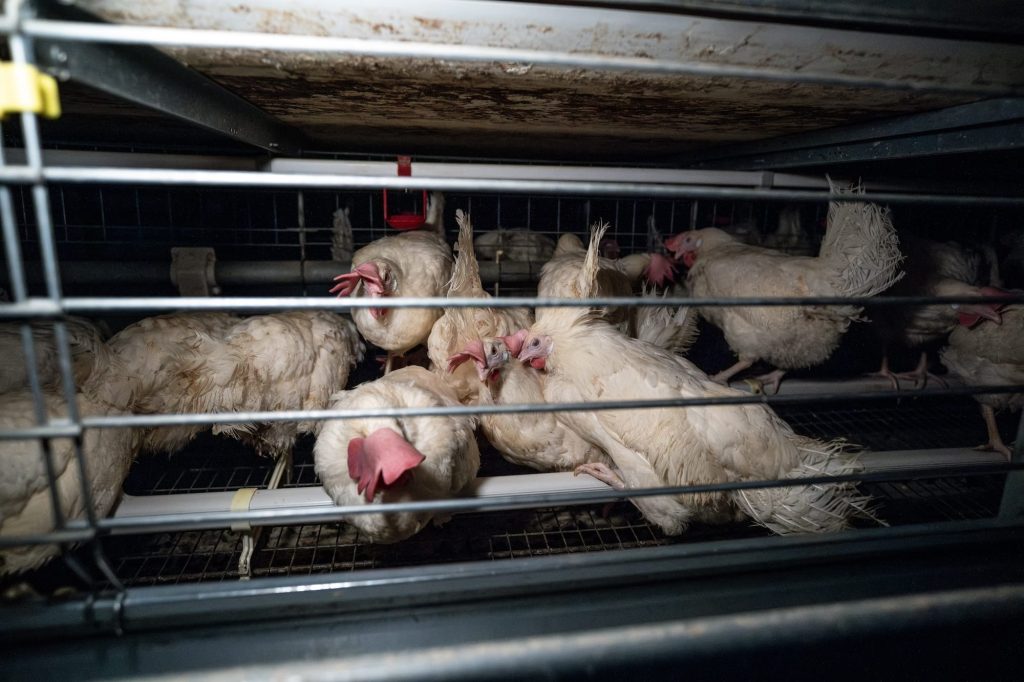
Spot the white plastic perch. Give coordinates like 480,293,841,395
113,448,1004,534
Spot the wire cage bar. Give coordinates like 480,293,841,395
1,0,1023,658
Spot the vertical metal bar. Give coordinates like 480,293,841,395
689,200,699,230
7,16,124,590
297,190,307,295
526,196,532,230
0,126,68,533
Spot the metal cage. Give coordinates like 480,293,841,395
2,0,1024,679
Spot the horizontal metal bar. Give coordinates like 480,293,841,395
15,18,1022,97
566,1,1024,42
2,166,1023,206
28,462,1012,540
0,293,1022,321
683,97,1024,168
5,259,544,288
703,120,1024,171
101,584,1024,681
1,383,1022,441
0,528,96,548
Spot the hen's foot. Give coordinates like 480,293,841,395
894,369,947,390
974,440,1013,460
574,462,627,490
890,352,944,390
747,368,787,395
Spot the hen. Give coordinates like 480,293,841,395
426,209,533,402
667,183,903,393
154,311,365,458
1,391,139,575
0,317,108,394
313,366,480,543
474,228,555,263
872,234,1001,388
517,223,870,536
940,301,1024,458
447,332,610,472
331,192,453,372
538,226,679,339
83,312,241,454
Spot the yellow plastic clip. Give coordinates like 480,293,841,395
0,62,62,120
229,487,258,532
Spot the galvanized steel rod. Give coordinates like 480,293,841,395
0,293,1022,321
14,18,1024,97
7,8,122,590
2,166,1024,206
1,384,1022,440
0,117,70,535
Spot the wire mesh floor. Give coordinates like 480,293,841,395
8,396,1012,590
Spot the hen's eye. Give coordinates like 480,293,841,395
529,339,539,347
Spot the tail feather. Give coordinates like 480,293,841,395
579,221,610,300
635,284,699,355
819,178,904,299
448,209,487,298
731,438,881,535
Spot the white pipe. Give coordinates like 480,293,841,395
725,375,967,395
111,448,1004,534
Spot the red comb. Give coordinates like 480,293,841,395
501,329,530,358
347,428,425,502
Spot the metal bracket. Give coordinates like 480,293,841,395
170,247,219,296
31,2,304,154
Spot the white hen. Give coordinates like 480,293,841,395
331,192,453,372
1,391,139,575
0,317,108,394
517,223,870,536
83,312,241,454
426,209,533,403
941,302,1024,458
313,366,480,543
539,226,681,342
667,182,903,393
872,234,1000,388
155,311,365,458
447,332,610,472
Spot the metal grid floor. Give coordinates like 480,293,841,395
91,395,1014,587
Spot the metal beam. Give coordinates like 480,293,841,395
680,97,1024,170
29,2,304,155
546,1,1024,42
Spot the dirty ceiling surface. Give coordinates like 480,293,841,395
50,0,1024,160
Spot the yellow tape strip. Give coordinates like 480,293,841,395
229,487,258,532
0,63,62,120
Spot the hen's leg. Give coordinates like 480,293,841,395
894,351,948,390
384,353,394,375
866,352,900,391
749,368,787,395
574,462,626,490
975,404,1012,459
711,359,753,385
